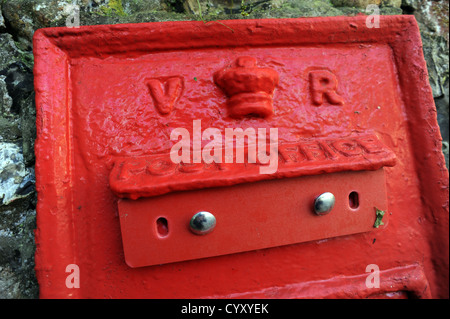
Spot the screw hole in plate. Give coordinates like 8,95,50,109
349,191,359,209
156,217,169,237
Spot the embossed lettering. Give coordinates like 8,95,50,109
146,157,177,176
118,161,146,180
309,70,344,106
179,162,203,173
300,142,328,161
333,139,363,156
278,145,305,164
319,141,341,159
147,77,183,115
116,135,391,180
357,136,386,154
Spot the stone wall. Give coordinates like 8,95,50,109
0,0,448,298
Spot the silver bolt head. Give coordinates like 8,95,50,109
314,192,335,215
190,211,216,235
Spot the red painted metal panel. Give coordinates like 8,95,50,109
33,16,448,299
119,169,389,267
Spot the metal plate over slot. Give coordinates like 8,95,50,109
118,168,389,267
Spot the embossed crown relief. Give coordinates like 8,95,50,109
214,56,280,118
146,56,344,117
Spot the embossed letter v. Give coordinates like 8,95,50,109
147,77,183,115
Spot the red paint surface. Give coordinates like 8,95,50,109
33,16,448,298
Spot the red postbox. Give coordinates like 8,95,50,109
34,16,448,299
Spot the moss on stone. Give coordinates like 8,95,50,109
99,0,128,17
